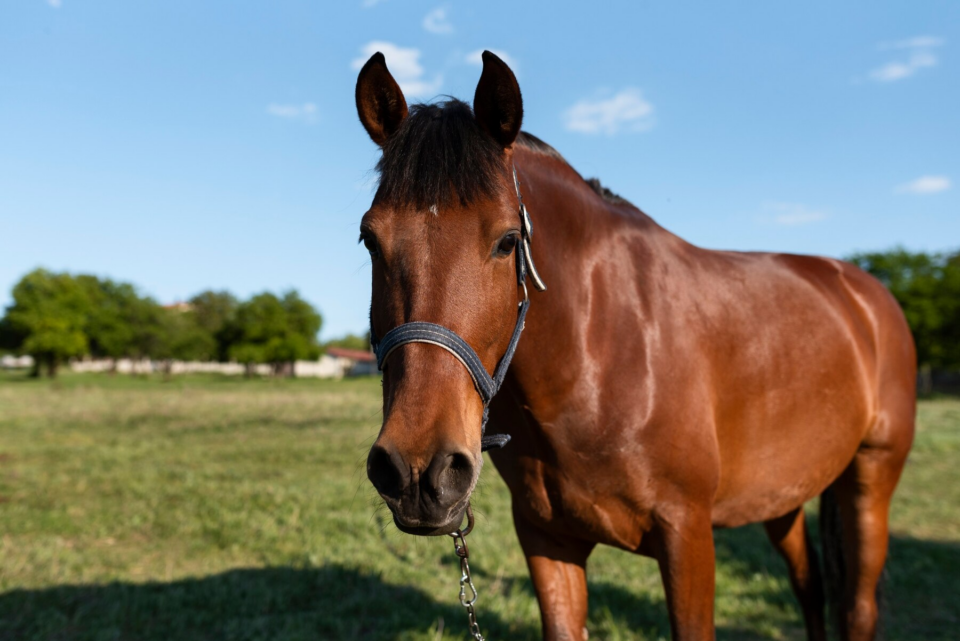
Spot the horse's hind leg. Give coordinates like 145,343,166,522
832,421,912,641
764,507,826,641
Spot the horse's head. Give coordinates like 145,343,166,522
356,51,529,535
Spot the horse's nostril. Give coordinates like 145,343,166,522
367,444,406,500
448,451,473,476
427,450,476,506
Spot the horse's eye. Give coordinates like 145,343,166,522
495,234,519,258
360,233,380,259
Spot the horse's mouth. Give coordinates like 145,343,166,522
391,503,467,537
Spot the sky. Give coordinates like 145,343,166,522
1,1,957,339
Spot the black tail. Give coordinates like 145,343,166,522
819,486,846,635
820,486,888,639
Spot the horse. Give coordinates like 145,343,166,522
354,50,916,641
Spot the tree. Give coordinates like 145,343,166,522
149,307,218,376
188,290,238,361
224,291,322,376
1,269,91,377
76,275,140,368
77,275,220,374
939,253,960,368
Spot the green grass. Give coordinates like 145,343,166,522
0,372,957,640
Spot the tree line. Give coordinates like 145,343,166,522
0,268,354,378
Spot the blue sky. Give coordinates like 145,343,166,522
1,1,957,339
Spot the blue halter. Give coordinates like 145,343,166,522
370,166,547,451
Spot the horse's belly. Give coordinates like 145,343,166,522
710,402,872,527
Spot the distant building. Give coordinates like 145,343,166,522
324,347,378,376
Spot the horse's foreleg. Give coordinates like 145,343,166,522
764,507,826,641
653,508,716,641
514,510,595,641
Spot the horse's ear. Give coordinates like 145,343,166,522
355,52,408,147
473,50,523,148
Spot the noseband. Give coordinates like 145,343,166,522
370,166,547,451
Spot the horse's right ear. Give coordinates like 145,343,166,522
355,52,408,147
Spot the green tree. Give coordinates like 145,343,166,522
76,275,140,367
126,296,170,364
1,269,91,377
77,275,217,374
188,290,238,361
940,253,960,368
149,307,218,375
225,291,322,376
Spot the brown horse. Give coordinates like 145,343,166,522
355,51,916,641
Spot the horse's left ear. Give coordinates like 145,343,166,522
473,51,523,148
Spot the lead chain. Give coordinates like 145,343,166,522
450,506,485,640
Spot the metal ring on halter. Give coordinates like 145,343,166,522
450,502,475,540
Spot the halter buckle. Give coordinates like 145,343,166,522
520,203,533,238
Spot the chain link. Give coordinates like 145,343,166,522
450,504,485,641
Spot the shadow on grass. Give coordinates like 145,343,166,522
714,522,960,641
0,530,956,640
587,523,795,641
585,524,955,641
712,523,960,640
0,563,778,641
882,534,960,640
0,564,537,641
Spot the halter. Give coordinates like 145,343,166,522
370,165,547,451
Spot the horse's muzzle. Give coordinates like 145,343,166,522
367,441,477,536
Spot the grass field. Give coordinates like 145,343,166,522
0,372,957,640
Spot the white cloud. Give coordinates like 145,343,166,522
47,0,61,7
895,175,951,195
351,41,442,98
266,102,318,124
465,49,517,70
760,202,828,226
869,50,938,82
868,36,942,82
562,88,654,135
423,7,453,34
880,36,945,50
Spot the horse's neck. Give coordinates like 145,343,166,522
508,149,673,427
516,146,663,248
516,147,667,284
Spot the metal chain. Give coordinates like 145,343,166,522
449,504,485,640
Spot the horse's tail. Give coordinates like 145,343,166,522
819,485,888,637
819,485,846,633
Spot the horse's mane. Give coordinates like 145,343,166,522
374,99,629,208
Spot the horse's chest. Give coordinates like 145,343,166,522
504,452,655,551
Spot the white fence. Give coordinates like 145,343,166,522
0,355,35,369
2,354,364,379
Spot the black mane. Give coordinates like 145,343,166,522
375,100,503,209
374,98,631,209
